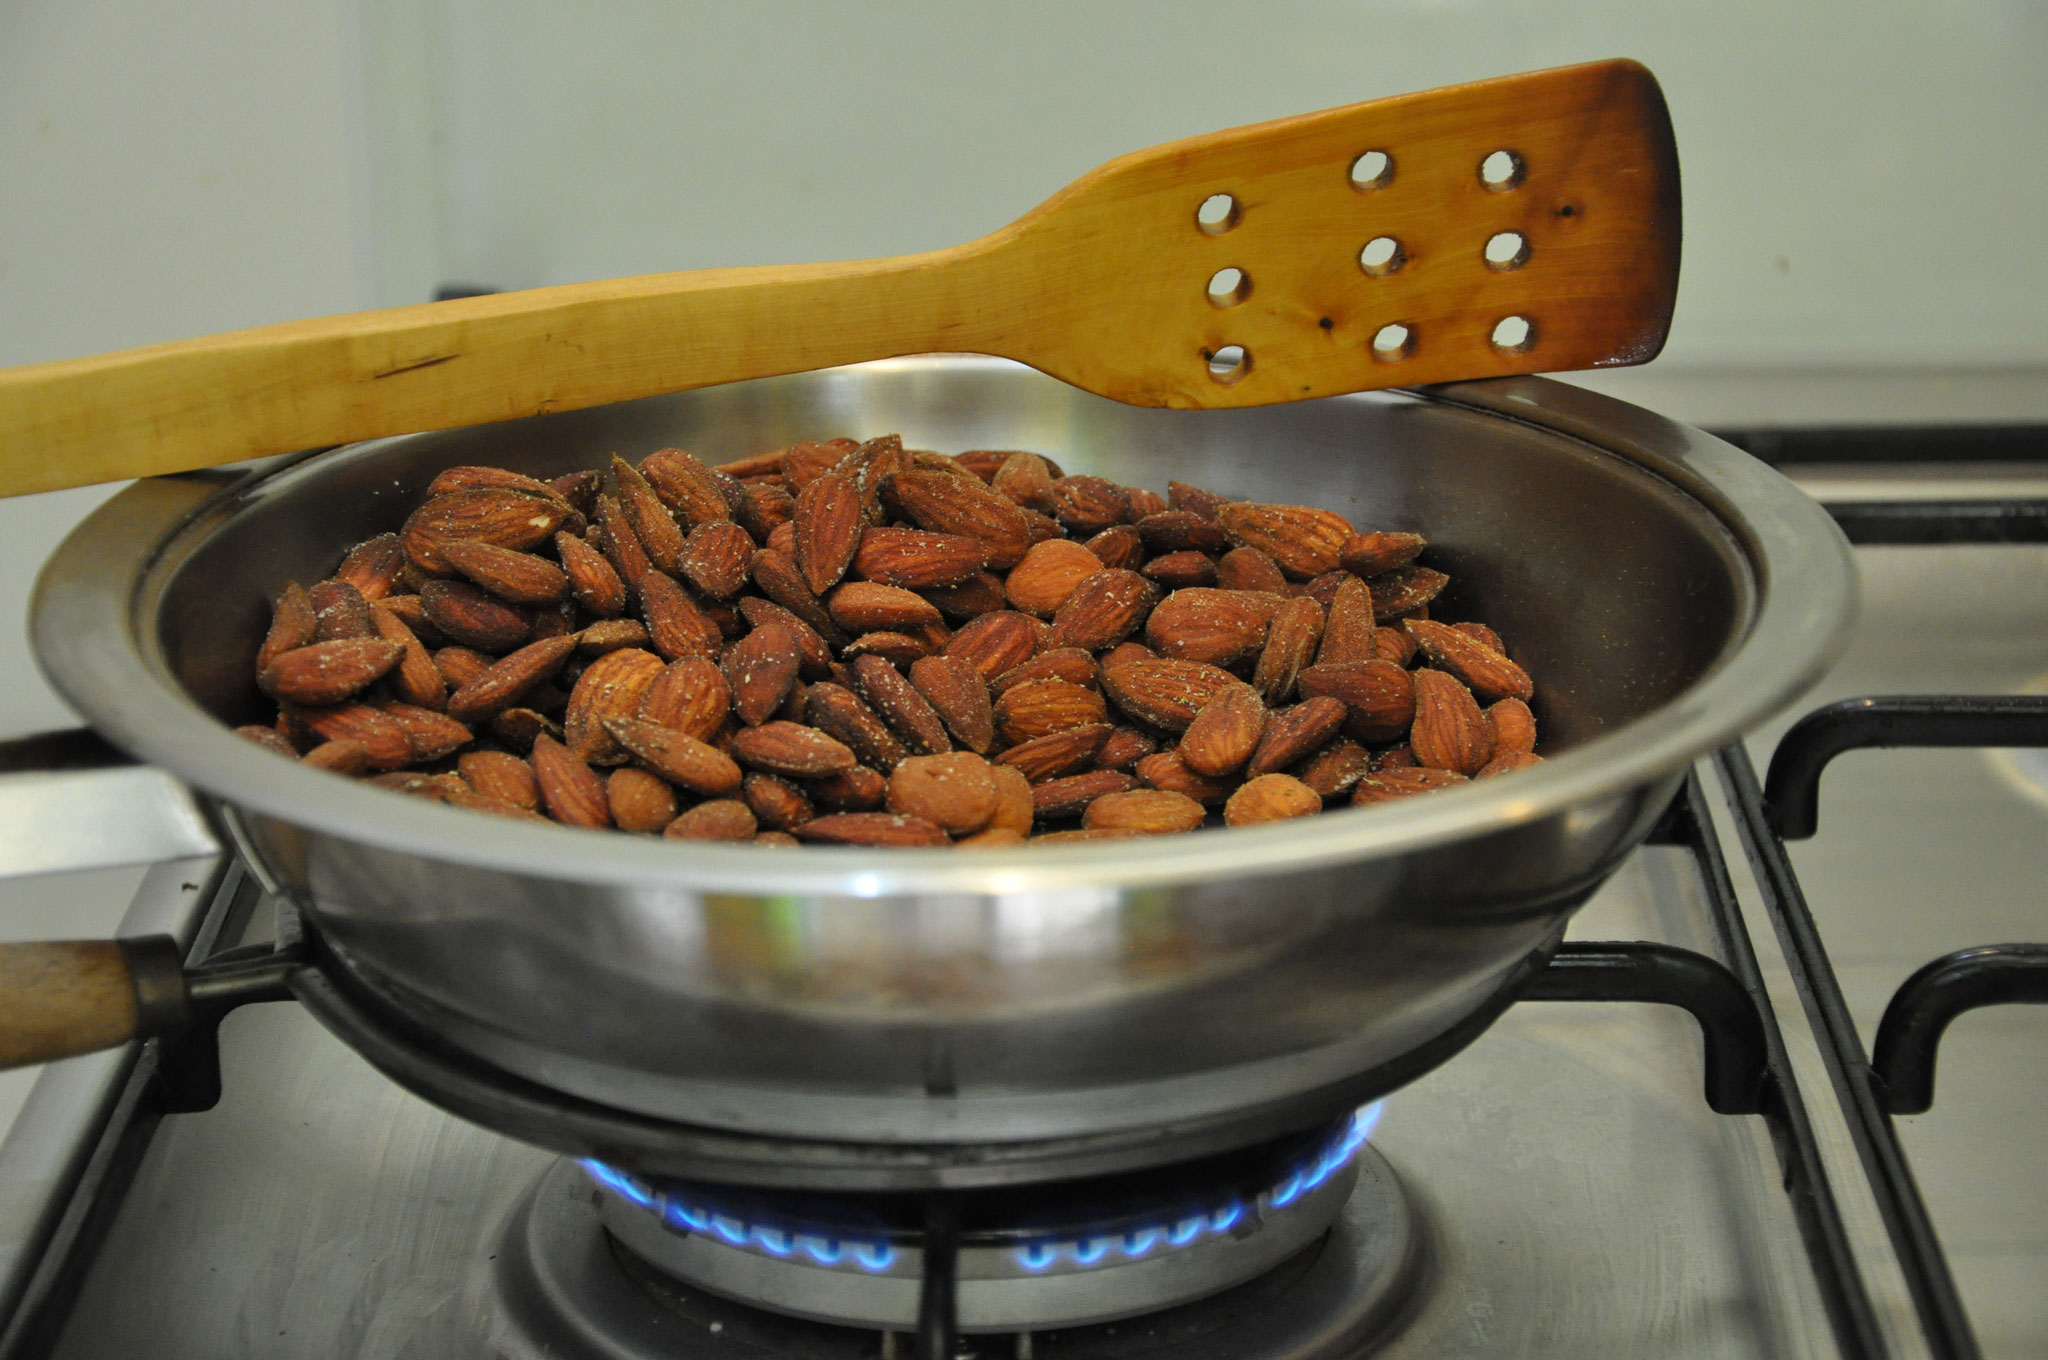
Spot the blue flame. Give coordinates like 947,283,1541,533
578,1100,1382,1279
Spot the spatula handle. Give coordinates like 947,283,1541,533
0,248,992,499
0,936,185,1069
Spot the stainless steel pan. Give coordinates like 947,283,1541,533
17,359,1854,1177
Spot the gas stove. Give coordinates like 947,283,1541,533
0,430,2043,1359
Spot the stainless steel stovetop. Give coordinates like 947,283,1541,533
2,450,2043,1359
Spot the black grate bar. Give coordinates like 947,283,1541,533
1708,425,2048,465
1871,945,2048,1115
1764,695,2048,839
1718,744,1981,1360
1820,499,2048,545
1671,769,1895,1360
917,1193,960,1360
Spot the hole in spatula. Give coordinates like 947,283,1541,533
1196,194,1240,236
1484,231,1529,271
1370,324,1413,363
1349,150,1394,191
1205,345,1250,384
1479,150,1524,192
1358,237,1404,277
1490,315,1535,354
1206,268,1250,308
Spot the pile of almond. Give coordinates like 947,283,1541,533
236,437,1540,848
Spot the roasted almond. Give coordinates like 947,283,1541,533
886,751,1000,834
1245,695,1349,777
908,654,995,754
380,702,472,761
1298,661,1415,743
996,724,1113,782
333,534,408,601
577,618,652,654
737,480,796,541
548,468,603,515
677,520,755,600
1214,546,1288,595
1352,765,1469,806
1048,475,1130,535
285,703,413,770
793,471,863,595
1141,550,1218,590
1339,530,1427,577
852,526,988,589
258,582,318,672
1100,656,1240,732
920,570,1009,621
665,799,758,842
555,530,627,617
432,645,494,691
1223,773,1323,826
428,465,568,502
1136,510,1228,554
302,739,371,776
841,631,932,666
421,579,530,652
564,647,668,764
1372,625,1417,667
1096,725,1158,772
995,678,1108,744
257,639,404,706
990,450,1058,511
990,647,1099,697
1367,565,1450,618
1215,502,1353,579
368,605,447,710
1404,619,1534,703
793,812,950,847
809,763,889,812
638,448,732,529
722,622,802,725
309,580,376,641
889,469,1034,569
1047,569,1156,652
805,682,911,773
1409,669,1495,775
401,489,570,575
459,750,540,810
849,654,952,755
1032,769,1137,820
236,725,299,758
612,454,688,574
608,767,680,833
827,581,943,633
437,537,569,605
488,707,564,753
1477,750,1544,779
1167,480,1231,520
1083,788,1205,835
729,721,858,777
447,634,578,724
1316,576,1378,665
1005,539,1105,617
1145,588,1271,666
1293,738,1374,800
780,439,855,494
944,611,1043,680
1179,685,1268,777
736,596,834,679
1083,524,1145,571
1253,595,1325,703
639,571,723,663
1133,750,1235,804
639,657,731,740
531,734,612,828
1487,697,1538,756
751,549,850,647
594,495,654,598
742,773,816,831
604,716,746,796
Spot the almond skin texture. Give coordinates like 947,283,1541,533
1487,698,1539,756
421,579,530,653
944,612,1042,680
447,634,578,724
987,763,1037,832
638,657,731,740
1047,475,1130,535
257,639,404,706
736,596,834,679
608,767,680,833
459,750,540,810
531,735,611,829
665,800,758,842
1214,547,1288,595
810,764,889,813
1224,773,1323,826
604,716,745,796
1368,566,1450,618
721,623,803,726
1048,570,1157,653
1316,576,1378,665
639,571,723,663
369,605,448,710
805,682,912,773
1477,750,1544,778
678,520,756,599
302,739,372,776
1298,661,1416,744
437,538,570,605
577,618,651,654
1084,525,1145,571
750,549,849,647
1253,595,1325,703
729,722,858,778
332,533,408,601
258,582,318,672
1100,657,1240,732
1005,539,1105,617
1352,766,1469,806
639,448,732,529
1082,788,1205,835
1141,550,1217,590
1096,726,1158,772
990,451,1058,511
1136,510,1228,555
887,752,1001,834
556,531,627,617
795,812,951,847
1245,696,1350,777
1146,588,1272,666
564,647,668,764
1404,619,1535,703
380,703,473,763
401,490,570,575
742,773,816,831
849,654,953,756
793,471,863,595
1294,739,1375,800
1032,769,1138,820
1340,531,1428,577
1409,669,1496,775
995,679,1108,744
827,581,943,633
908,655,995,754
309,580,376,641
1215,502,1354,579
996,724,1113,783
853,527,988,589
890,469,1034,569
991,647,1099,697
285,704,412,770
1179,686,1268,777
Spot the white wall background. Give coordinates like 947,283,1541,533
3,0,2047,738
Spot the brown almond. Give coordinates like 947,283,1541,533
1168,480,1232,520
428,465,567,502
1145,587,1270,666
547,469,603,514
1298,661,1416,744
1375,744,1418,770
1083,788,1205,835
333,534,408,601
401,490,570,575
995,679,1108,745
302,739,371,776
369,605,447,710
1245,695,1349,777
889,469,1034,569
1005,539,1105,617
1224,773,1323,826
886,751,1001,834
1409,669,1495,775
918,570,1008,621
1100,656,1240,732
908,655,995,754
944,611,1043,680
1141,550,1217,590
794,812,950,847
1136,510,1228,555
810,763,889,812
751,548,850,647
421,579,530,652
612,455,688,574
531,734,611,828
851,526,987,589
1214,546,1288,595
1048,475,1129,535
737,480,796,541
639,657,731,740
1133,751,1235,804
605,716,747,795
1252,595,1325,703
986,763,1036,833
1340,531,1428,577
1487,698,1538,756
639,571,723,663
721,622,802,725
1101,641,1156,673
742,773,815,831
792,471,863,595
1047,570,1157,652
735,596,834,679
488,707,564,753
665,799,758,841
990,647,1099,698
996,724,1113,783
849,654,952,755
1300,571,1351,609
432,646,494,691
594,495,653,599
1215,502,1353,579
1372,626,1417,667
840,631,932,666
1179,685,1267,777
608,767,680,833
1084,524,1145,571
990,451,1057,510
1405,619,1535,703
675,520,755,600
729,721,858,778
1477,750,1544,779
577,618,651,654
827,581,943,633
805,683,911,773
564,647,667,764
258,639,404,706
638,448,732,529
1032,769,1137,820
447,634,578,724
555,530,627,617
1352,765,1469,806
257,582,318,672
1317,576,1378,665
1096,726,1158,772
780,439,854,493
1368,566,1450,618
459,750,540,810
1293,739,1374,800
380,703,474,762
438,538,569,605
285,703,413,770
309,580,375,641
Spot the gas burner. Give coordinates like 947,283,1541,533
496,1135,1419,1359
578,1105,1383,1333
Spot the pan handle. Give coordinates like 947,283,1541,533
0,728,222,878
0,935,186,1070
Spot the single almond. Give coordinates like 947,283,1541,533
459,750,540,810
432,645,494,691
257,639,404,706
810,763,889,812
447,634,578,724
1352,766,1469,806
944,611,1043,680
1047,569,1157,652
333,534,408,601
889,468,1035,569
1245,695,1349,777
1168,480,1232,519
1004,539,1105,617
1084,524,1145,571
437,537,569,605
1096,726,1158,772
677,520,756,600
1215,502,1353,579
852,526,988,589
613,455,689,574
1477,750,1544,779
729,721,858,778
737,481,796,541
531,734,612,828
548,468,603,514
609,767,680,833
1404,619,1534,703
309,580,376,641
427,465,569,502
594,495,654,599
421,579,530,652
721,622,803,725
1032,769,1137,820
1339,531,1428,577
368,605,447,710
805,682,911,772
990,451,1058,511
996,724,1113,783
994,678,1107,744
637,657,731,740
742,773,816,831
401,489,570,575
1048,475,1130,535
990,647,1099,697
639,570,723,663
285,703,412,770
849,654,953,755
1083,788,1205,835
1133,750,1235,804
555,530,627,617
604,716,746,795
1179,685,1268,777
1145,587,1271,666
1136,510,1228,555
1316,576,1378,665
1215,546,1288,595
736,596,834,678
1253,595,1325,703
1371,625,1417,667
564,647,668,764
1298,661,1416,744
577,618,652,654
380,702,474,762
1409,669,1495,775
638,448,732,529
1293,738,1374,800
827,581,943,633
794,812,950,847
257,582,318,672
665,799,758,841
1487,697,1538,756
919,570,1009,621
987,763,1036,833
302,739,371,776
1224,773,1323,826
1367,565,1450,618
1141,550,1218,590
886,751,1001,834
780,439,855,494
793,471,863,595
1100,656,1240,732
908,655,996,754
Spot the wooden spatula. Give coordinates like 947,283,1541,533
0,59,1677,498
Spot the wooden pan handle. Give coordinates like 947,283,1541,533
0,936,187,1070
